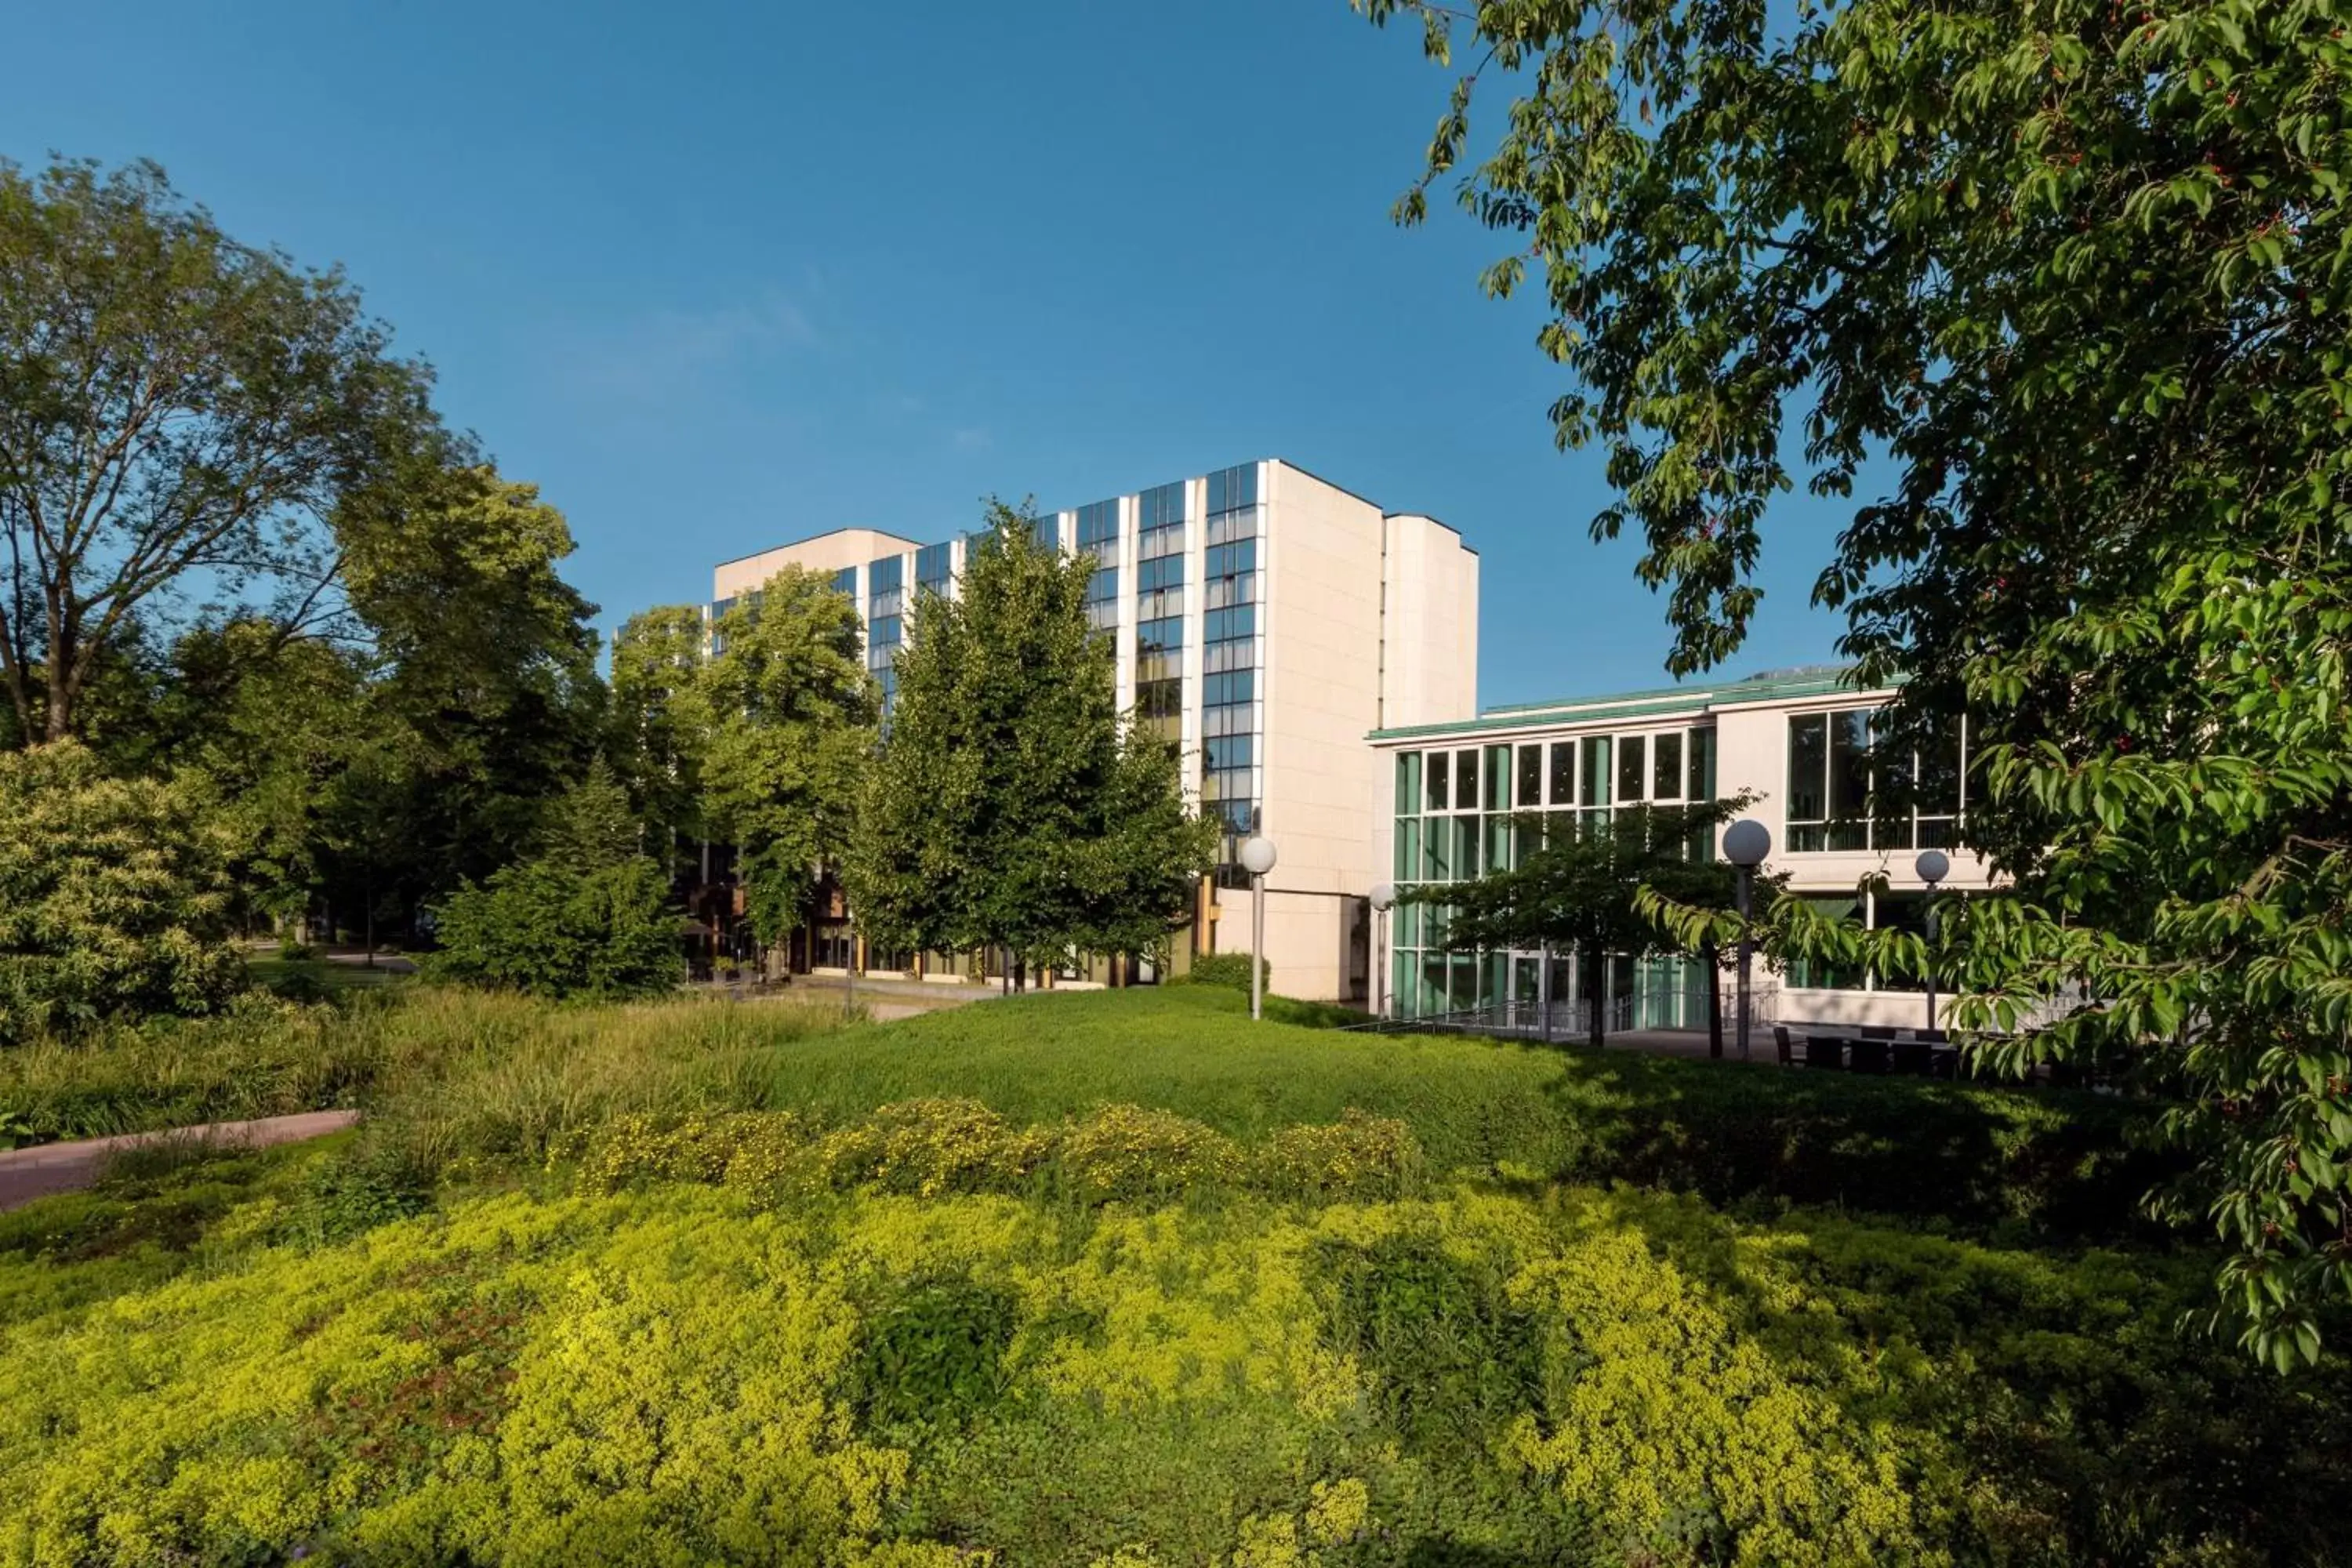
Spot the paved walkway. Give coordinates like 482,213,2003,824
0,1110,361,1214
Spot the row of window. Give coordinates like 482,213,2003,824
1396,731,1715,818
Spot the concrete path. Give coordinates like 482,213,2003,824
0,1110,361,1214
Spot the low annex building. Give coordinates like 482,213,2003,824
1368,669,1991,1030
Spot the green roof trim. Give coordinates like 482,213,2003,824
1369,666,1894,744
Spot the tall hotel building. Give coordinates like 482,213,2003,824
711,459,1479,1001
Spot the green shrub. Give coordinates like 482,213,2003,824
428,854,683,1001
1178,952,1270,992
277,938,318,963
847,1275,1021,1435
0,741,243,1034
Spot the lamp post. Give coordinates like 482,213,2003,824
1368,881,1396,1022
1722,818,1772,1062
1240,836,1278,1022
1915,848,1949,1032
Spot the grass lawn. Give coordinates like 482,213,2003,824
2,984,2345,1566
768,985,2169,1237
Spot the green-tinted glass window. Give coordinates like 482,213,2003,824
1616,734,1646,802
1423,819,1451,880
1581,736,1612,808
1396,899,1421,947
1484,816,1513,876
1426,753,1449,811
1687,727,1716,801
1455,749,1479,811
1395,818,1420,881
1653,732,1683,799
1517,745,1544,810
1485,745,1511,810
1456,817,1481,879
1395,752,1421,815
1549,741,1576,804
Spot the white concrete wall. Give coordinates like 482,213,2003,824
1252,463,1390,1002
713,528,924,600
1378,514,1479,731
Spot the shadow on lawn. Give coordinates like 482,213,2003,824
1523,1041,2181,1240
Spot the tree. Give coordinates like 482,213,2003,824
320,462,608,938
1414,793,1773,1048
697,568,877,949
1356,0,2352,1363
848,502,1217,983
426,763,681,1001
0,741,242,1034
0,155,442,743
609,604,713,880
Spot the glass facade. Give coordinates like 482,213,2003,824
1785,711,1966,852
1134,481,1187,743
915,540,953,599
1388,725,1715,1026
866,554,905,714
1076,499,1120,633
1203,463,1263,882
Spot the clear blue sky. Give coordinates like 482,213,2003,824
4,0,1853,710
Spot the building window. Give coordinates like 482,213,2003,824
1581,736,1612,808
1517,745,1544,811
916,541,953,598
1653,732,1683,800
1077,499,1120,633
1687,726,1716,801
1549,741,1575,805
1454,749,1479,813
1615,735,1646,804
1396,752,1422,815
1785,710,1965,852
1202,474,1261,878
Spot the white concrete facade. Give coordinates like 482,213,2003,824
711,459,1478,1002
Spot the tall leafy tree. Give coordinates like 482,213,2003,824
1415,793,1773,1047
848,502,1217,982
609,604,713,880
0,155,442,743
324,461,607,933
698,567,877,947
1356,0,2352,1363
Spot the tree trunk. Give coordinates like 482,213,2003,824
1704,940,1723,1058
1587,938,1606,1050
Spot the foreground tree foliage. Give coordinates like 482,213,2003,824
1358,0,2352,1363
849,503,1217,982
0,742,241,1033
0,155,440,742
428,763,681,1001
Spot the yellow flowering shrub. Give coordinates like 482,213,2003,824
815,1098,1056,1198
1056,1104,1243,1201
1255,1111,1420,1199
571,1110,807,1194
